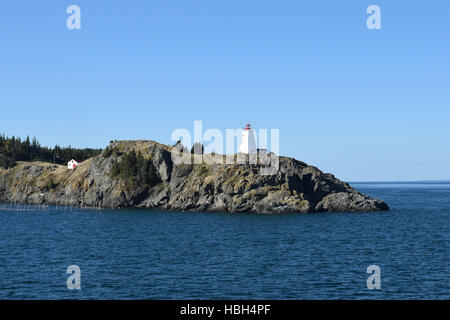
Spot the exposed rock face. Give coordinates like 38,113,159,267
0,140,389,213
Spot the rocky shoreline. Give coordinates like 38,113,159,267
0,140,389,213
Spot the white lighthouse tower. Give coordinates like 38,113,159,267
239,124,257,154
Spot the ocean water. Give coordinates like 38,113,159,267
0,183,448,299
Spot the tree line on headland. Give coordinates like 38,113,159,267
0,134,102,169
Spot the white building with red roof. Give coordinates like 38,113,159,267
67,159,79,170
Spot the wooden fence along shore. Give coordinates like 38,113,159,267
0,202,102,212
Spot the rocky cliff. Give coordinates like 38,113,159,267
0,140,389,213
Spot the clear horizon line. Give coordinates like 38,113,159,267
348,180,450,183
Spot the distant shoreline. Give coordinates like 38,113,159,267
350,181,450,184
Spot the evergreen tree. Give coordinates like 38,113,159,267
191,142,204,155
110,150,159,186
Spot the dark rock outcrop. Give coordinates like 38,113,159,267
0,140,389,213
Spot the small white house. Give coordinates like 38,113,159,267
67,159,79,170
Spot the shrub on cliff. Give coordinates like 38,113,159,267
45,179,58,191
110,150,159,187
191,142,204,155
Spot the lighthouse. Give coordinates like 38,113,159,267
239,124,257,154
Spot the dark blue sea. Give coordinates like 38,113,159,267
0,183,448,299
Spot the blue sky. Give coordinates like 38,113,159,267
0,1,449,181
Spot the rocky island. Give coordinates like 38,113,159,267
0,140,389,213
